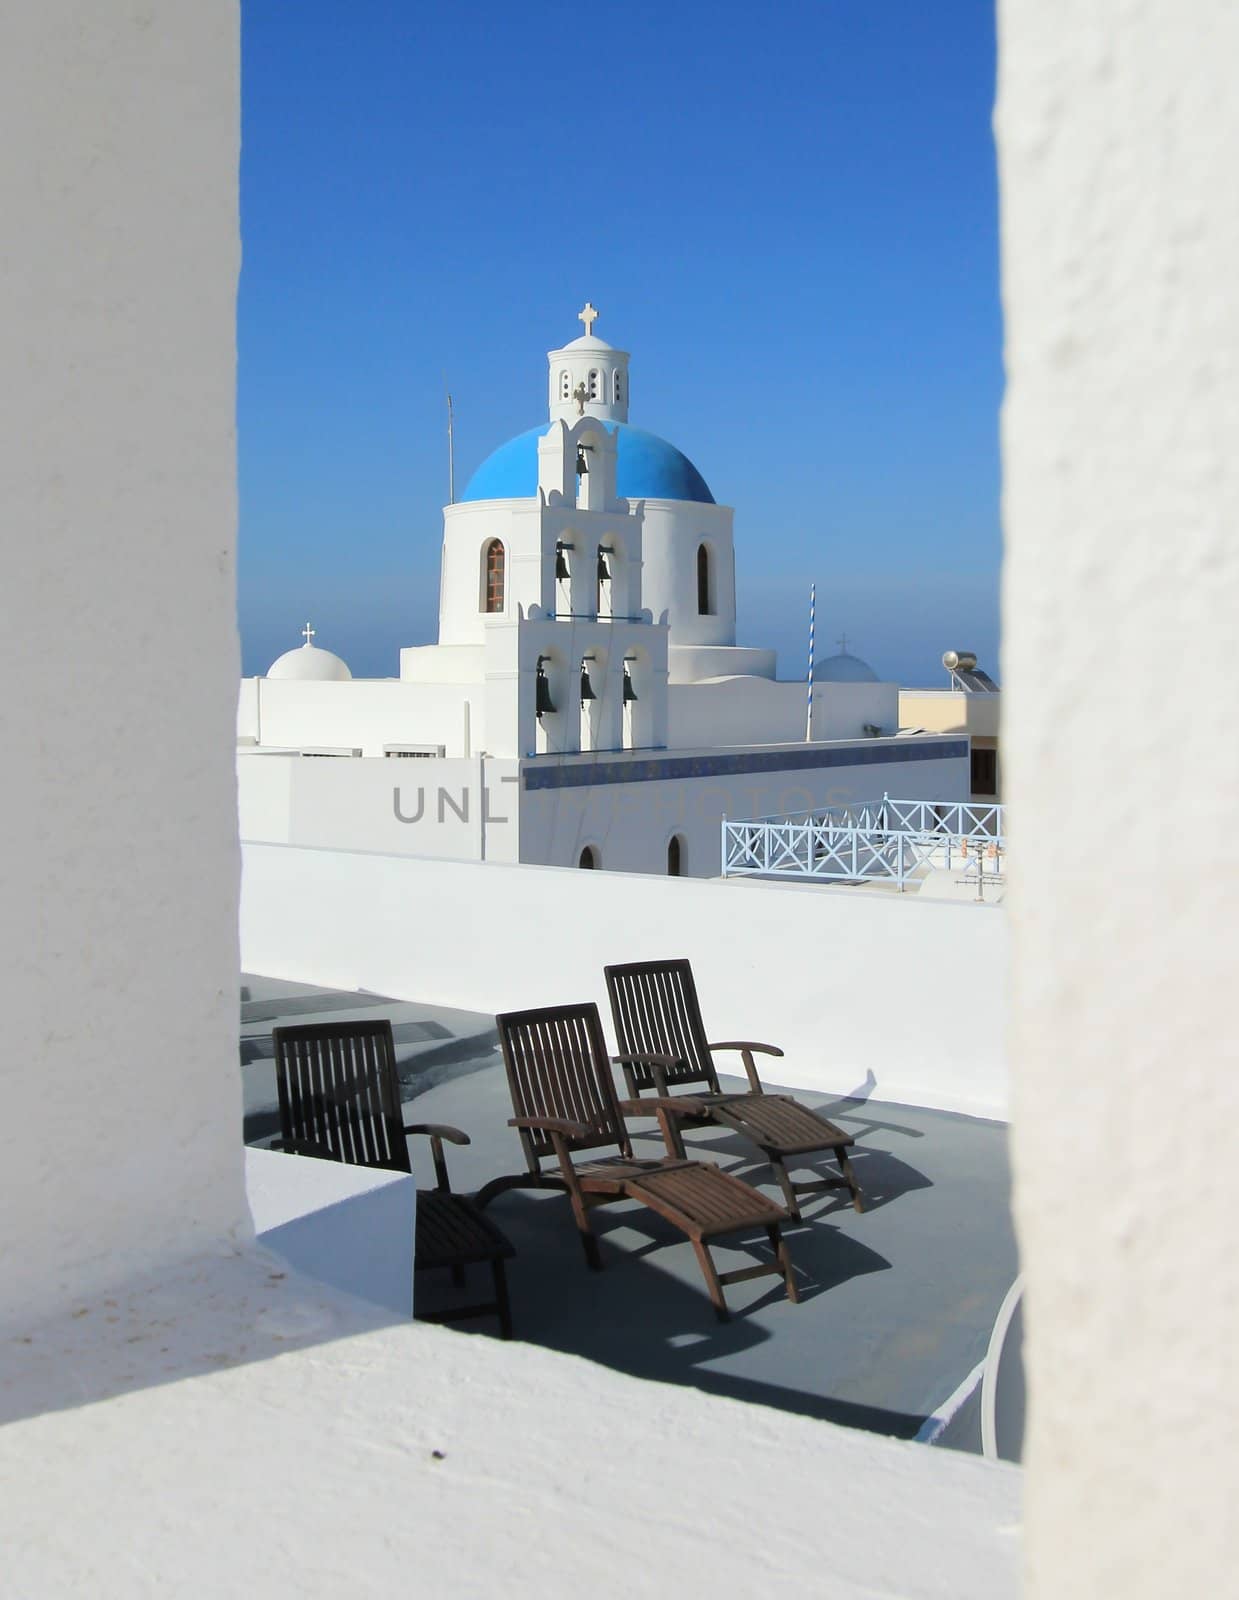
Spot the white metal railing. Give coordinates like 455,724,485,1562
721,794,1006,897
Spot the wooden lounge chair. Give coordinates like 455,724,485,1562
272,1020,516,1339
476,1001,798,1321
604,958,863,1220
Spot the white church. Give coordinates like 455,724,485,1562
237,306,970,874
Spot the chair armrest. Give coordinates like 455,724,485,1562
403,1123,471,1192
707,1040,782,1095
616,1096,706,1119
610,1050,685,1097
707,1040,784,1057
509,1115,597,1141
403,1122,471,1146
610,1051,686,1069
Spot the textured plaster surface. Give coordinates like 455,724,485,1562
0,2,247,1334
1,1254,1021,1599
998,1,1239,1591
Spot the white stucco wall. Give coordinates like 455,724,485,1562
638,499,738,647
669,677,900,746
515,741,969,875
998,2,1239,1593
0,2,247,1333
241,845,1008,1118
238,753,522,861
237,741,970,877
244,677,483,758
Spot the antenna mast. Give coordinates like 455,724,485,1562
446,389,455,505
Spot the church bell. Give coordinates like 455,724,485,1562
575,446,589,476
579,659,597,703
596,545,611,583
535,657,556,719
622,666,638,704
555,540,572,582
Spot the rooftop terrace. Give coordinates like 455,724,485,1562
242,973,1016,1450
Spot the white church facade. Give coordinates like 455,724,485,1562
237,307,970,874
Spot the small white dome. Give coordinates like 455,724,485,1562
557,333,616,354
817,650,879,684
266,636,352,681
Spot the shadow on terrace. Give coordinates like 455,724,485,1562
242,974,1016,1448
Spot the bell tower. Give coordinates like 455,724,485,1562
547,302,630,426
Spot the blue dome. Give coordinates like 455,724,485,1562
460,422,715,505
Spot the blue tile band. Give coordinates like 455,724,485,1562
522,739,969,791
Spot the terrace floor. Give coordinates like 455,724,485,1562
242,973,1016,1450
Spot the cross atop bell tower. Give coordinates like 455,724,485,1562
578,301,599,337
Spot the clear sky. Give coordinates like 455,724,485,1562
239,0,1001,687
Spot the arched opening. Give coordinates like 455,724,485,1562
579,648,605,753
588,369,599,400
534,649,569,756
483,539,505,613
696,543,714,615
559,369,570,400
621,645,653,751
578,845,598,870
667,835,684,876
614,370,624,404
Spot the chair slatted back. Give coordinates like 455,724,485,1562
272,1020,411,1174
495,1002,630,1169
604,958,721,1096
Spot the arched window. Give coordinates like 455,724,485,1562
483,539,505,613
697,543,712,615
578,845,598,870
614,370,624,404
588,369,599,400
667,835,684,876
559,370,570,400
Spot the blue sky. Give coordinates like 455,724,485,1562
239,0,1001,686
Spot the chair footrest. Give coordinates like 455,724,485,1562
625,1162,788,1234
711,1098,855,1157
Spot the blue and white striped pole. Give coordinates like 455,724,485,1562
805,581,816,741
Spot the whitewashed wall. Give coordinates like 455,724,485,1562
238,742,970,877
242,677,483,757
238,753,522,861
999,1,1239,1593
241,844,1008,1118
0,1,246,1334
669,677,900,746
516,742,969,873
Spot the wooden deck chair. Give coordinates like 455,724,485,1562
476,1002,798,1322
604,958,863,1220
272,1020,516,1339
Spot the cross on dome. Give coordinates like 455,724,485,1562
302,622,315,646
837,633,849,653
577,301,599,337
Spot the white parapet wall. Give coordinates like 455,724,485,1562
240,842,1008,1119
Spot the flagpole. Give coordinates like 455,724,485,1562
805,581,815,741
